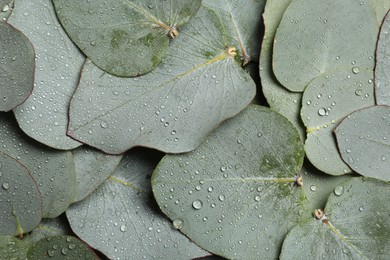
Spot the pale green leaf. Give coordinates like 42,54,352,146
280,177,390,259
335,105,390,181
273,0,389,92
0,113,76,218
375,10,390,105
72,147,123,202
152,105,309,259
8,0,84,149
0,21,34,111
301,70,375,175
259,0,305,139
67,149,208,259
0,152,42,236
53,0,201,77
68,7,255,154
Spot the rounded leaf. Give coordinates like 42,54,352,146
152,105,309,259
67,149,208,259
335,105,390,181
301,70,375,175
375,10,390,105
53,0,201,77
27,236,98,259
273,0,388,92
280,177,390,259
0,21,34,111
0,152,42,236
68,7,255,154
8,0,84,150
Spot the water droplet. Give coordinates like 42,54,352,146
310,185,317,192
334,186,344,196
359,206,364,212
173,218,184,229
47,250,55,257
352,67,360,74
192,200,203,210
68,244,76,250
120,225,127,232
2,182,9,190
355,89,363,96
220,165,226,172
254,195,261,201
61,248,68,255
381,155,386,161
318,108,327,116
218,195,225,201
346,149,351,153
207,187,213,192
100,121,108,128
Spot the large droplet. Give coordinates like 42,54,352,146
192,200,203,210
172,218,184,229
334,186,344,196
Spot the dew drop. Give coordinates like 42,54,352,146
359,206,364,212
120,225,127,232
47,250,55,257
310,185,317,192
254,195,261,202
334,186,344,196
352,67,360,74
192,200,203,210
381,155,386,161
173,218,184,229
220,166,226,172
2,182,9,190
218,195,225,202
318,108,326,116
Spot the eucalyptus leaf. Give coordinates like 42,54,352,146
259,0,305,139
375,10,390,105
27,235,98,259
0,151,42,236
273,0,389,92
335,105,390,181
0,0,14,21
53,0,201,77
0,235,31,259
8,0,84,150
0,21,34,112
0,113,76,218
72,147,123,202
202,0,266,65
66,149,208,259
152,105,309,259
301,70,375,175
280,177,390,259
68,7,255,154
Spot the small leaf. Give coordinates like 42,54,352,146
152,105,309,259
280,178,390,259
0,113,76,218
67,149,208,259
8,0,84,149
53,0,201,77
27,235,98,259
203,0,266,65
301,70,375,175
0,21,34,111
0,151,42,236
375,10,390,105
335,105,390,181
68,7,255,154
72,147,123,202
273,0,389,92
259,0,305,139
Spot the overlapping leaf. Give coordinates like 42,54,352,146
280,178,390,259
152,105,309,259
68,6,255,154
0,21,34,111
259,0,304,139
0,152,42,236
375,10,390,105
53,0,201,77
66,149,208,259
335,105,390,181
0,113,76,218
8,0,84,150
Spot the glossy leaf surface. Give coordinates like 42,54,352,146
152,105,308,259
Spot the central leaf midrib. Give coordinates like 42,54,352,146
109,176,145,193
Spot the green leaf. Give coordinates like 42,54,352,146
375,10,390,105
53,0,201,77
259,0,305,139
280,177,390,259
335,105,390,181
273,0,389,92
301,70,375,175
68,6,255,154
0,0,14,21
0,113,76,218
67,149,208,259
72,147,123,202
8,0,84,150
152,105,309,259
27,235,98,259
0,151,42,236
202,0,266,65
0,21,34,112
0,235,31,259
